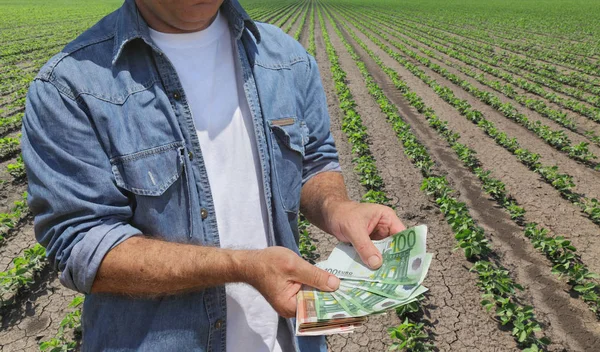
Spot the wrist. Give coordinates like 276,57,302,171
323,199,356,237
230,249,261,286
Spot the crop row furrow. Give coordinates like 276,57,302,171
341,9,600,167
365,11,600,124
332,5,600,318
38,296,84,352
353,10,600,137
384,15,600,96
389,13,600,79
292,1,310,41
323,5,550,350
336,8,600,228
283,0,308,33
317,6,432,350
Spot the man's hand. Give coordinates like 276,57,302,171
244,247,340,318
325,201,406,269
300,171,406,271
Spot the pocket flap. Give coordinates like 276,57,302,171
269,118,306,155
110,142,185,196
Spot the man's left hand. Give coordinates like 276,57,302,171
326,201,406,269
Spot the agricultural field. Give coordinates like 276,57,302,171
1,0,600,350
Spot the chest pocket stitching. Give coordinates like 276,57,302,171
110,141,185,196
268,118,306,213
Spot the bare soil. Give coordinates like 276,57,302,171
339,16,600,280
368,16,600,138
331,10,600,351
315,13,524,351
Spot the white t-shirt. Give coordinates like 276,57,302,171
150,12,290,352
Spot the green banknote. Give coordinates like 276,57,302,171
296,225,432,336
340,253,432,300
321,225,428,284
335,281,428,314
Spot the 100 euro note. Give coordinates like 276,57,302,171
296,225,431,336
340,253,432,301
321,225,428,284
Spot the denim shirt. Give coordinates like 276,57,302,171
21,0,339,350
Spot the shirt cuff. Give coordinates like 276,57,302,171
302,160,342,186
60,221,142,294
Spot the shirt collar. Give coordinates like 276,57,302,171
112,0,261,65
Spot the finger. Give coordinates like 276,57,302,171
388,210,406,234
347,229,383,270
293,260,340,291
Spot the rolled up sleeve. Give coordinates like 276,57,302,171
21,79,141,294
301,53,342,186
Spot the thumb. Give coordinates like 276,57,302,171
349,232,382,270
294,260,340,292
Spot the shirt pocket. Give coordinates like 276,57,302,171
109,141,194,240
268,117,307,213
110,141,185,196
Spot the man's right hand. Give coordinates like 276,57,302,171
242,247,340,318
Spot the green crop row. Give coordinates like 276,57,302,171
333,5,600,317
325,6,550,348
340,11,600,228
317,6,431,350
0,113,23,136
298,215,317,263
0,134,20,160
367,11,600,124
0,192,29,244
292,1,309,41
344,10,600,169
381,14,600,101
0,244,46,308
307,2,316,57
39,296,84,352
385,12,600,86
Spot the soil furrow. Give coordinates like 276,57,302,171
336,12,600,284
392,15,600,82
319,10,533,351
312,14,401,350
284,2,306,36
342,11,600,201
359,12,600,138
0,274,78,352
298,3,311,48
332,10,600,351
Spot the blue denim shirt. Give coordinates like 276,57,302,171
21,0,339,350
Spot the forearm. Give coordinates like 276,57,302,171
300,171,350,235
91,236,252,296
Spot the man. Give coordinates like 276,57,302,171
22,0,405,351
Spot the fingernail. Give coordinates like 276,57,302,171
327,275,340,290
368,255,381,269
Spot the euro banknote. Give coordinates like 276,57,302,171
296,225,432,336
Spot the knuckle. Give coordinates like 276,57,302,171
311,268,323,287
281,256,297,275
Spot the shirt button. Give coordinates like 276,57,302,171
201,208,208,219
173,92,181,100
214,319,223,329
188,151,194,161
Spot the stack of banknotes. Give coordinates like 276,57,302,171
296,225,432,336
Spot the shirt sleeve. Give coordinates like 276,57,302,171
301,53,342,186
21,79,141,294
